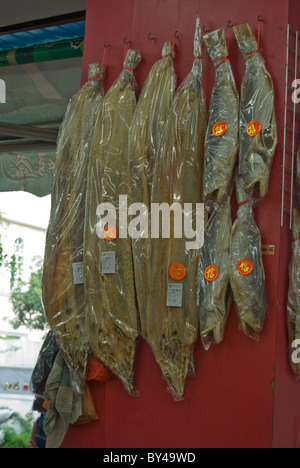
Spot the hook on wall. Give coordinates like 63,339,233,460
123,37,132,45
148,32,155,40
227,20,234,28
258,15,264,22
104,41,111,48
203,25,210,34
174,30,180,39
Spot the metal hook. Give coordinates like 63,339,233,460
258,15,264,22
148,32,155,41
203,25,210,34
227,20,234,28
174,30,179,39
123,37,132,45
104,41,111,48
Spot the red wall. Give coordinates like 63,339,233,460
61,0,296,448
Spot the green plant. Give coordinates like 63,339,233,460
10,257,48,331
0,412,33,449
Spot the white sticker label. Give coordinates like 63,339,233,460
102,252,116,274
72,262,84,285
167,283,183,307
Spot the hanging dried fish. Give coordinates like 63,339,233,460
146,17,207,400
233,23,277,199
202,27,239,211
84,49,141,395
128,40,176,336
287,209,300,375
42,64,105,389
230,178,267,339
198,190,233,350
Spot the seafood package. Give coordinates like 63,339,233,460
202,27,239,212
146,17,207,400
129,40,176,336
83,49,141,395
42,63,105,390
230,178,267,339
198,191,232,350
234,23,277,199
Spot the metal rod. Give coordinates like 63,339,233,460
287,105,300,117
0,122,58,142
0,140,56,152
289,30,298,228
282,24,290,226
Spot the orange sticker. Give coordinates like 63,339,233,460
247,120,261,137
103,225,117,241
169,263,186,280
212,121,227,136
204,264,219,282
237,258,253,275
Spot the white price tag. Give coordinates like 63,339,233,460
72,262,84,285
102,252,116,274
167,283,183,307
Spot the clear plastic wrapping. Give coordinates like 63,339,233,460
230,177,267,339
146,17,207,400
129,40,177,336
198,190,232,350
233,23,277,199
42,64,105,390
83,49,141,396
287,209,300,375
202,28,239,211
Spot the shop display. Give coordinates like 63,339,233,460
36,13,279,416
202,27,239,211
198,189,233,349
233,23,277,199
146,17,207,400
84,49,141,396
129,40,176,336
42,63,105,390
230,177,267,339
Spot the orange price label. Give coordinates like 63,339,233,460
247,120,261,137
212,120,227,136
169,263,186,280
103,225,117,241
236,258,253,275
204,264,219,282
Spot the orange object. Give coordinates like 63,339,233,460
246,120,261,137
169,263,187,280
236,258,254,275
86,354,114,383
204,264,219,282
212,120,227,136
103,225,117,241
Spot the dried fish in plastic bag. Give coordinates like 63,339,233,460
42,64,105,389
129,40,176,336
203,27,239,210
146,18,207,400
287,209,300,375
198,191,232,350
84,49,141,395
234,23,277,199
230,178,267,339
